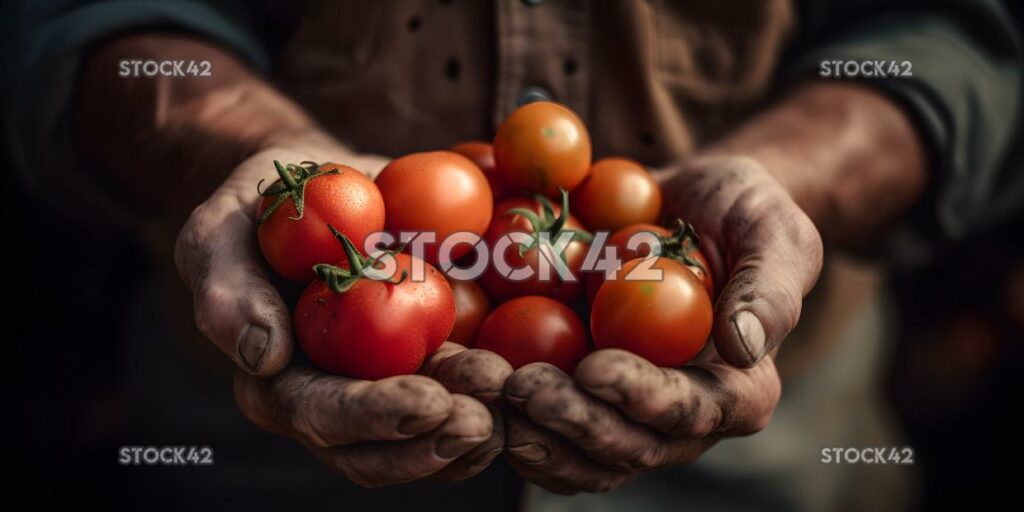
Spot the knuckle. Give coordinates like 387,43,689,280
575,348,641,385
446,395,493,438
192,282,236,339
505,362,565,399
672,413,716,440
369,375,453,419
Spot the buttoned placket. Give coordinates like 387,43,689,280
493,0,592,129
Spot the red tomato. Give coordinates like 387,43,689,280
571,157,662,232
493,101,592,197
448,279,491,346
480,195,590,304
257,161,384,282
295,231,455,380
450,141,513,201
591,257,712,367
476,296,589,373
375,151,493,266
585,222,714,304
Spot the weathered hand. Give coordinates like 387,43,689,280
503,346,781,494
174,139,389,377
235,342,512,486
175,141,515,485
504,155,820,493
658,155,823,368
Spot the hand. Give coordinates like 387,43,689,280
504,347,780,493
504,155,821,493
658,155,823,368
236,342,513,485
175,140,514,485
174,136,389,377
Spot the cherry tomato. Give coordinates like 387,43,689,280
257,161,384,282
571,157,662,232
376,151,493,266
591,257,712,368
493,101,592,197
295,229,455,380
450,141,513,201
585,222,714,304
448,279,491,346
480,194,590,304
476,296,589,373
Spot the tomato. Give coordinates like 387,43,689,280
571,157,662,232
591,257,712,368
476,296,589,373
448,279,490,346
375,151,493,266
450,141,513,201
295,228,455,380
480,194,590,304
493,101,592,197
585,221,714,304
257,161,385,282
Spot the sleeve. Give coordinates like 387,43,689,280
782,0,1023,252
0,0,270,225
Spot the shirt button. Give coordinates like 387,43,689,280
517,86,553,106
522,0,544,5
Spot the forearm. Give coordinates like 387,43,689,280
706,81,927,246
74,33,345,217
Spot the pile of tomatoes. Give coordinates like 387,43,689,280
256,102,714,380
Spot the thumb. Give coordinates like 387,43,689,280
175,192,293,376
710,187,823,368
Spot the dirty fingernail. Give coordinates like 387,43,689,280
436,435,484,459
732,311,765,364
584,385,626,404
507,443,549,464
398,412,448,436
238,324,270,373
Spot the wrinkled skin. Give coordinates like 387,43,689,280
176,144,513,485
503,156,823,493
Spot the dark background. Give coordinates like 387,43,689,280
4,4,1023,511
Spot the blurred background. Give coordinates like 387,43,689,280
3,1,1023,511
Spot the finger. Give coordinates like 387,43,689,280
322,394,493,487
431,405,505,482
668,158,823,367
713,190,821,366
505,410,633,494
176,188,292,376
419,342,514,402
575,348,781,438
234,367,454,447
506,363,670,471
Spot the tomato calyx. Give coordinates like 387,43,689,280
505,189,594,259
312,225,408,293
257,161,340,225
656,219,708,276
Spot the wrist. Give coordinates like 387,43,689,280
695,82,926,243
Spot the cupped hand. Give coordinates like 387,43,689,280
174,137,390,376
235,342,513,486
658,155,823,368
174,139,514,485
504,155,821,493
502,347,780,494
